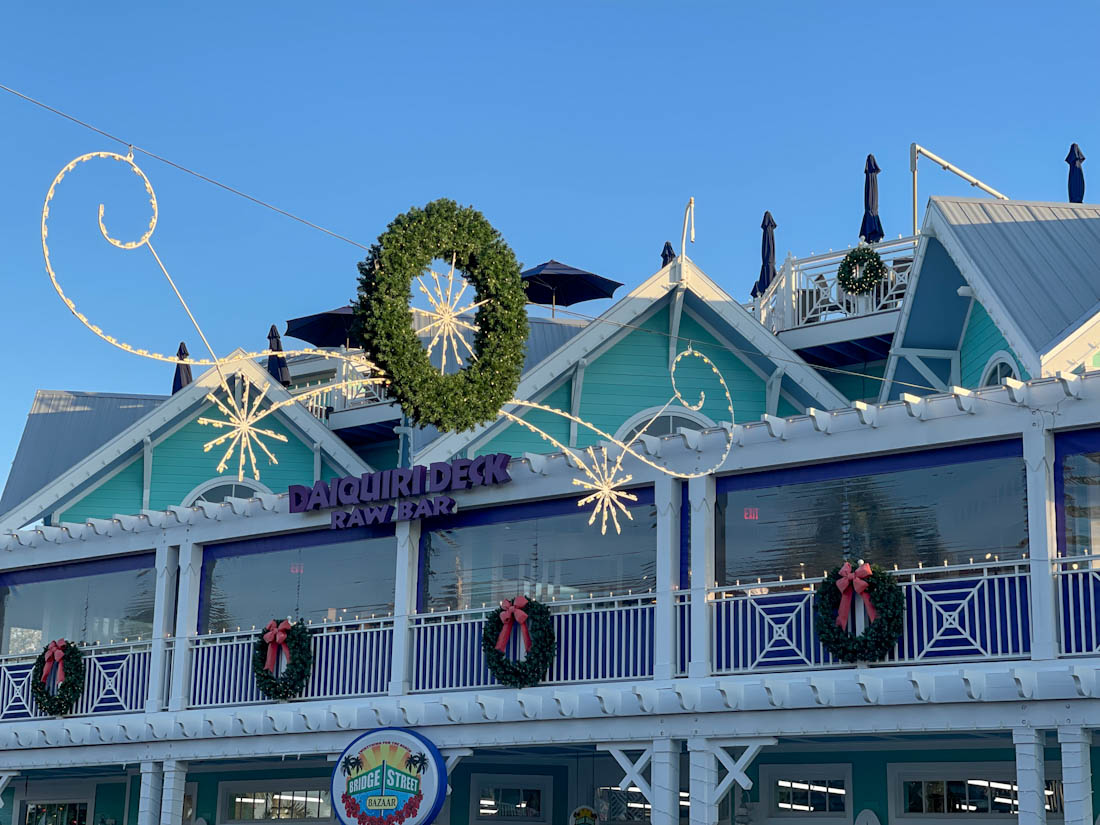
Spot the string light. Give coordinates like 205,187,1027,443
417,253,486,374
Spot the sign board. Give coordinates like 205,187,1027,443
332,727,448,825
571,806,599,825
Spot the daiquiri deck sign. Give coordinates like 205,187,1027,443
288,454,512,530
332,728,448,825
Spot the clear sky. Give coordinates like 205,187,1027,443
0,2,1097,492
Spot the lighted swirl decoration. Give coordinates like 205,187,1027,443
41,151,735,529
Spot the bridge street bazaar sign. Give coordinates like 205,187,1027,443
288,453,513,530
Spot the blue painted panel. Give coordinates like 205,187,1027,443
960,300,1030,387
0,552,153,586
59,457,144,524
903,238,971,350
477,379,572,457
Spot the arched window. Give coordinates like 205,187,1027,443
980,352,1018,388
614,406,716,442
183,478,271,506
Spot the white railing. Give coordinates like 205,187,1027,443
0,641,152,721
290,357,392,420
755,236,918,333
709,560,1030,675
674,590,690,677
1054,556,1100,656
188,617,393,708
410,593,656,692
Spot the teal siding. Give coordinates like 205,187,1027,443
359,442,400,471
478,380,572,456
819,360,885,403
93,782,127,824
59,457,144,524
960,301,1030,387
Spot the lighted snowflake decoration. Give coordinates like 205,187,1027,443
417,253,487,374
197,376,288,481
573,446,639,535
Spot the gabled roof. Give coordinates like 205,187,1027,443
0,391,167,516
418,256,850,462
0,354,371,531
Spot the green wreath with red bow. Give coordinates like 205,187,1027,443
813,561,904,663
252,619,313,700
482,596,556,688
31,638,86,716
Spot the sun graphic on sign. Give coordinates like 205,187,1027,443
417,253,487,374
197,376,288,481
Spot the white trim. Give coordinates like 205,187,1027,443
979,351,1020,388
1041,304,1100,374
184,780,199,825
181,477,273,507
758,763,853,825
12,778,105,825
613,406,716,442
215,776,333,825
469,773,553,825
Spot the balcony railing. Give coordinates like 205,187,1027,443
289,356,392,420
755,236,918,333
1054,556,1100,656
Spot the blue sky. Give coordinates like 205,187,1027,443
0,3,1097,491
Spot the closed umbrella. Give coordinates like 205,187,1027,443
859,154,885,243
1067,143,1086,203
660,241,676,268
285,306,356,348
521,260,623,316
267,324,291,386
172,342,193,394
752,211,778,298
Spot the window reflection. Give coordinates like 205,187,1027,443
421,501,656,611
1064,451,1100,556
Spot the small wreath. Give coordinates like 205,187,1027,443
837,245,888,295
31,639,85,717
813,562,904,663
482,596,556,688
252,619,313,700
354,199,529,432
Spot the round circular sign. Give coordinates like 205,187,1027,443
331,727,448,825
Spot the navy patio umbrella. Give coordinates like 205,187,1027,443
660,241,676,268
1067,143,1086,203
752,211,778,299
521,260,623,316
859,154,885,243
172,341,193,394
285,305,356,348
267,324,291,386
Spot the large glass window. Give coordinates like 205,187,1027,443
421,497,656,611
23,802,88,825
1063,450,1100,556
716,451,1028,585
222,783,332,822
0,558,154,655
201,535,396,633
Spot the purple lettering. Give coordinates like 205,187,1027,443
305,480,330,510
345,507,366,528
451,459,472,490
411,465,426,496
288,484,311,513
433,496,457,516
330,510,347,529
428,462,451,492
482,453,512,485
364,505,392,525
392,468,412,497
468,455,486,485
337,477,360,505
396,499,416,521
360,472,381,502
413,497,434,519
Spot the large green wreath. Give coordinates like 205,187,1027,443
813,563,904,663
354,199,529,432
837,245,888,295
482,597,556,688
252,620,313,701
31,640,85,717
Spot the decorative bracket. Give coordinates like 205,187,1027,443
707,737,777,798
599,743,654,802
0,773,15,808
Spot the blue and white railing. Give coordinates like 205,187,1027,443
1055,556,1100,656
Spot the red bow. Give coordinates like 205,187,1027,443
263,620,292,673
835,562,876,631
41,639,67,686
495,596,532,653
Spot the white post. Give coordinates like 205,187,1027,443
651,738,681,825
1023,427,1059,660
389,519,421,696
780,254,797,330
1013,728,1047,825
654,477,682,681
169,540,203,711
688,476,715,679
146,537,178,712
159,759,188,825
137,762,163,825
1058,727,1092,825
688,739,717,825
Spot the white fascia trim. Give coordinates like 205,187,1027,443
925,203,1042,378
880,231,934,402
1041,304,1100,375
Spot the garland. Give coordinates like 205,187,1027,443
30,638,85,716
482,596,556,688
354,199,529,432
342,790,423,825
252,619,313,700
837,245,888,295
813,562,904,663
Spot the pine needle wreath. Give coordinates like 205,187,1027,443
354,199,529,432
837,246,888,295
252,620,313,700
482,597,556,688
813,563,904,663
31,641,85,716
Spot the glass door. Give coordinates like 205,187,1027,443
23,802,88,825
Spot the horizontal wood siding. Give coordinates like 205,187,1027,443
960,301,1030,387
477,380,572,456
358,442,398,471
58,457,144,524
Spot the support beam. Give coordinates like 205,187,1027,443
765,367,785,417
687,739,717,825
651,738,680,825
598,743,653,802
710,739,775,799
146,538,179,712
568,360,587,448
1057,727,1092,825
1012,728,1047,825
442,747,473,795
669,287,686,369
1024,428,1059,661
0,773,15,808
141,437,152,511
137,761,163,825
389,519,421,695
654,476,682,681
160,759,188,825
688,475,715,679
169,541,202,711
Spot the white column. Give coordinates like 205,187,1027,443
1058,727,1093,825
137,762,163,825
688,739,717,825
389,519,421,696
159,760,188,825
169,540,203,711
1013,728,1048,825
1024,427,1059,660
146,537,179,712
651,738,681,825
654,477,682,681
688,476,715,679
